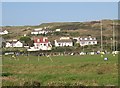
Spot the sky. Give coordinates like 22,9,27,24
2,2,118,26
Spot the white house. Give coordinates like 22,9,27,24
54,37,73,47
0,30,8,35
34,28,43,31
31,28,53,35
79,36,97,46
6,42,12,47
60,37,70,40
6,40,23,48
27,37,52,51
55,29,61,32
13,41,23,47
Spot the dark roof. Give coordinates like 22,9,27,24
56,39,72,43
80,40,97,42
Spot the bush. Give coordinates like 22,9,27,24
23,81,41,87
52,47,74,52
2,72,13,77
97,70,104,75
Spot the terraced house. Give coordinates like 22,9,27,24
79,36,97,46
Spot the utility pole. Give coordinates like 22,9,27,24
113,20,115,51
115,22,118,51
100,20,103,52
111,38,113,51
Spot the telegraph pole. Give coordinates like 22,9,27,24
115,22,118,51
113,20,115,51
100,20,103,52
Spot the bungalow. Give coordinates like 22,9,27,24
54,37,73,47
79,36,97,46
6,40,23,48
27,37,52,51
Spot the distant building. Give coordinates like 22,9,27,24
0,30,8,35
55,29,61,32
27,37,52,51
79,36,97,46
54,37,73,47
6,40,23,48
60,37,70,40
31,28,53,35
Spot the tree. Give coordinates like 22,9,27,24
28,40,34,47
20,36,31,46
74,43,80,48
72,39,77,46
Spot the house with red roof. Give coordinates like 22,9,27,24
27,37,52,51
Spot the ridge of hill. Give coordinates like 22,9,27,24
1,19,119,40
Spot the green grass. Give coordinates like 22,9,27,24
2,54,118,86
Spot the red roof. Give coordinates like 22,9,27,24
34,37,49,43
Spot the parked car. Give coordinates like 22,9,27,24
5,52,14,55
112,51,119,55
80,52,86,55
89,52,95,55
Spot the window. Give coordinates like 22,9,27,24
45,39,47,42
37,39,40,42
44,44,46,46
89,42,91,44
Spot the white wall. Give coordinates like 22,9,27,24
13,41,23,47
6,41,23,48
34,42,52,50
80,41,97,46
55,40,73,47
6,42,12,47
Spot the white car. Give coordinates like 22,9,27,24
89,52,95,55
112,51,119,55
5,52,14,55
80,52,86,55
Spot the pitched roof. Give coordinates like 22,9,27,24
56,39,72,43
34,37,49,43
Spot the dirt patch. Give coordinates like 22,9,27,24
1,76,17,82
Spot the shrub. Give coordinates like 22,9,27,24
23,81,41,87
2,72,13,77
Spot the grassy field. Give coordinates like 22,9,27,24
2,54,118,86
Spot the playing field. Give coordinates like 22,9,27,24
2,54,118,86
